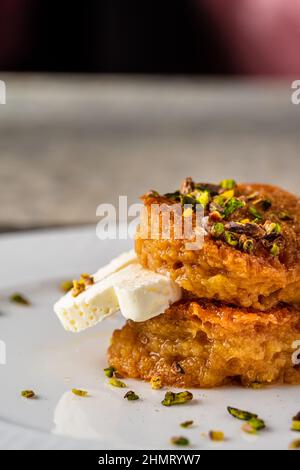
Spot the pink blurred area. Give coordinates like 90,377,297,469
199,0,300,76
1,0,300,76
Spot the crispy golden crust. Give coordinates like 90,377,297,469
136,183,300,310
108,300,300,388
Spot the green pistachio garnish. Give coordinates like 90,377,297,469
209,430,224,441
10,293,30,306
170,436,190,446
212,194,226,208
227,406,258,421
60,280,73,293
247,417,265,431
210,210,223,222
264,221,281,236
242,238,254,253
289,439,300,450
223,198,245,219
241,422,257,434
224,231,238,246
249,206,262,221
72,273,94,298
21,390,36,399
278,211,293,221
150,376,162,390
270,243,280,257
104,366,116,378
72,388,88,397
162,391,193,407
249,381,263,389
220,179,236,190
261,199,272,211
109,377,127,388
291,420,300,432
164,191,181,202
180,420,194,428
180,194,197,207
193,190,210,208
124,390,139,401
211,222,225,238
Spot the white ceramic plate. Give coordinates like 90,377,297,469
0,227,299,450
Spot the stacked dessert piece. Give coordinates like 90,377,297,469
109,179,300,387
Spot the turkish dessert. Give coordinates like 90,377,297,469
54,178,300,388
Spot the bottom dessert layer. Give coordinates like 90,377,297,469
108,300,300,388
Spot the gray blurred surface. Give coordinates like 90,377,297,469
0,74,300,231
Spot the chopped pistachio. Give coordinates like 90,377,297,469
261,199,272,211
247,417,265,431
240,218,251,224
81,273,94,285
164,191,181,202
170,436,190,446
21,390,36,399
212,194,226,208
249,381,263,389
109,377,127,388
72,388,88,397
264,221,281,236
241,422,257,434
60,280,73,293
278,211,293,221
193,190,210,208
224,231,238,247
209,430,224,441
221,189,235,200
249,206,262,221
10,293,30,306
211,222,225,238
104,366,116,378
71,279,85,297
210,210,223,222
289,439,300,450
124,390,139,401
270,242,280,257
227,406,258,421
220,179,236,190
180,177,194,195
180,420,194,428
180,194,197,208
162,390,193,407
242,238,254,253
72,273,94,297
246,192,260,201
291,420,300,432
223,198,245,219
150,376,162,390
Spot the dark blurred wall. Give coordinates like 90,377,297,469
0,0,228,74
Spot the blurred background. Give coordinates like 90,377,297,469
0,0,300,232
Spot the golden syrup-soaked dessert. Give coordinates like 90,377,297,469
108,299,300,388
136,180,300,310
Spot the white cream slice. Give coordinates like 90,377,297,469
54,251,181,332
114,264,181,322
